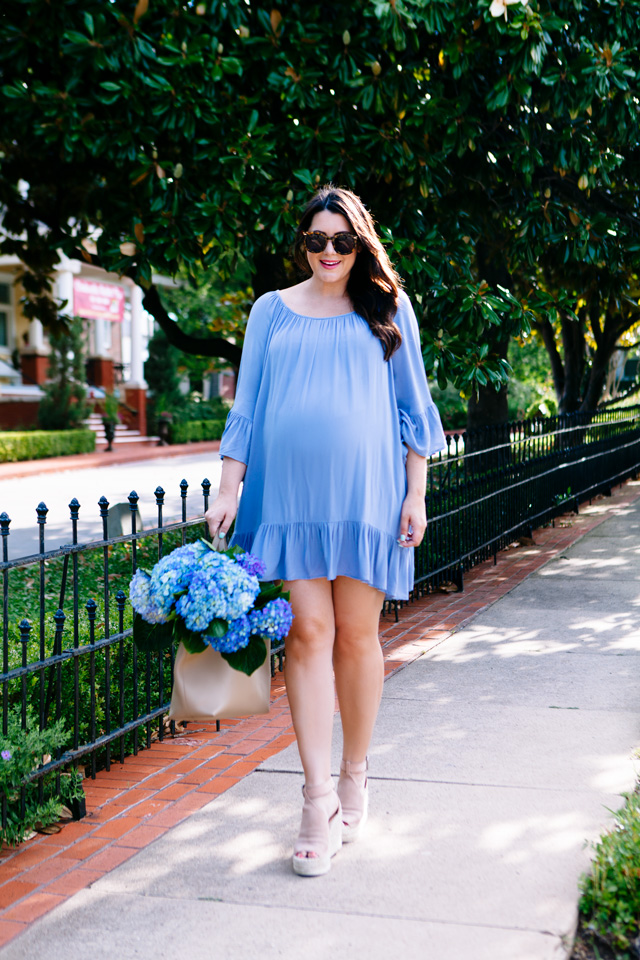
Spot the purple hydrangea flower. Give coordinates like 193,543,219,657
1,750,11,761
248,598,294,641
205,614,252,654
235,552,267,579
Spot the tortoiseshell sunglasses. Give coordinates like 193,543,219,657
302,231,358,255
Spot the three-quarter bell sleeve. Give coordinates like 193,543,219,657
391,291,447,457
219,293,272,464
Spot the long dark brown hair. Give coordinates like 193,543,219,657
293,185,402,360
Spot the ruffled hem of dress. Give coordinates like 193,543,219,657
219,411,253,463
230,520,413,601
399,404,447,457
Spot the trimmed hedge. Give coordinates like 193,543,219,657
0,429,96,463
170,419,227,444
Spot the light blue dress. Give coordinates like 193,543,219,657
219,289,446,600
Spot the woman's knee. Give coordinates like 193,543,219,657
286,614,334,660
333,622,380,661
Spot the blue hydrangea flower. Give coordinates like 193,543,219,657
130,570,168,624
130,540,209,624
148,540,209,619
235,552,267,579
205,614,252,653
248,598,294,641
176,551,260,632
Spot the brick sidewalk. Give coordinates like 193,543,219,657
0,478,638,948
0,440,221,481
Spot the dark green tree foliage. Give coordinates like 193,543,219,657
1,0,639,421
37,318,92,430
143,327,184,417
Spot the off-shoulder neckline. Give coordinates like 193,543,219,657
274,289,358,321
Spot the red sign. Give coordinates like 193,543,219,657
73,279,125,322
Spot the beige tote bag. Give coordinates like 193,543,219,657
169,641,271,722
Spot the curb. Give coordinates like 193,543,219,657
0,441,222,481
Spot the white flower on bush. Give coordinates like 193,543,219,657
489,0,526,20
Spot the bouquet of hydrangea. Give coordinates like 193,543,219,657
129,539,293,676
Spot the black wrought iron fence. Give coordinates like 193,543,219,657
0,479,285,833
1,404,639,832
413,405,640,601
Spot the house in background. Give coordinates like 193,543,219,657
0,253,153,434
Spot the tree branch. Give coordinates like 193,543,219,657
65,247,243,367
533,317,565,401
142,285,242,367
597,380,640,408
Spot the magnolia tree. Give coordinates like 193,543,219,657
1,0,639,422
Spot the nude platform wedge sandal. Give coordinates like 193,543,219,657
337,757,369,843
292,780,342,877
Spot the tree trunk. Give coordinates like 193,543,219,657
558,313,586,413
467,238,513,432
534,318,565,403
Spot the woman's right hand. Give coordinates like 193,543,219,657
205,494,238,540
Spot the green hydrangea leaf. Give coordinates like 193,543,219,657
132,613,174,653
221,636,267,676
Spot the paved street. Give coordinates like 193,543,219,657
0,452,223,559
1,489,638,959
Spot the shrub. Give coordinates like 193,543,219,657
170,419,227,444
37,318,92,430
0,429,95,462
0,707,75,846
579,785,640,957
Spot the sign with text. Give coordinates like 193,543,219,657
73,279,125,322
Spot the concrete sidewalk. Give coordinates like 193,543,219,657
2,501,639,959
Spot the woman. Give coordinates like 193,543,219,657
205,185,445,877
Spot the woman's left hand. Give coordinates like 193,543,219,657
398,492,427,548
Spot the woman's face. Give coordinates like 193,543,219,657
305,210,358,287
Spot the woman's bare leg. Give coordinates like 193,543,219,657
283,578,336,787
332,576,385,763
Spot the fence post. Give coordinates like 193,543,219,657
1,512,10,738
180,479,188,545
99,496,112,770
36,502,48,732
18,619,31,731
202,478,211,538
154,486,165,557
86,598,97,778
128,491,139,573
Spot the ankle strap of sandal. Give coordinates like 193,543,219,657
303,778,335,800
340,757,368,776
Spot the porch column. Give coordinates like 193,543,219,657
87,295,114,391
123,284,147,435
